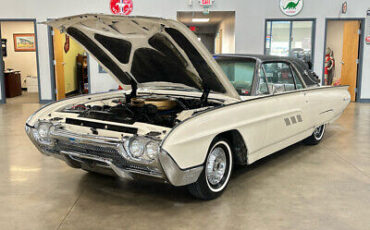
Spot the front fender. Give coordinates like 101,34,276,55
161,104,249,169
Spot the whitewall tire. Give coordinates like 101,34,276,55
187,138,233,200
304,124,326,145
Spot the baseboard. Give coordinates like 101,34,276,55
357,98,370,103
39,99,54,104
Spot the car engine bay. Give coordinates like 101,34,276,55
60,95,223,128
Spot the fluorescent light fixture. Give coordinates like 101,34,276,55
192,18,210,22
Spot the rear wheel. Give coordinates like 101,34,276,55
187,138,233,200
304,124,326,145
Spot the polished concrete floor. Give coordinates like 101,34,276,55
5,91,39,104
0,102,369,230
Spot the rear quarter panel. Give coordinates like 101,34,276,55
306,86,350,127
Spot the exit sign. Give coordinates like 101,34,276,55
199,0,214,6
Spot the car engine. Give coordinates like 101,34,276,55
61,95,222,128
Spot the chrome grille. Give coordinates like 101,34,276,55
57,140,128,166
56,140,152,172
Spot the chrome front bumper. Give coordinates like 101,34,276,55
25,125,202,186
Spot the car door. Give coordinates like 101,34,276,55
218,59,270,159
259,61,309,152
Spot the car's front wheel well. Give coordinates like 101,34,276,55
215,130,248,165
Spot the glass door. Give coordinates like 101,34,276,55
265,20,314,68
291,21,313,68
269,21,290,56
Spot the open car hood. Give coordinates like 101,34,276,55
46,14,239,99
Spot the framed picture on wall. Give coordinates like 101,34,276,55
13,33,36,52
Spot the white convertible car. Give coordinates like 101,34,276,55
26,14,350,200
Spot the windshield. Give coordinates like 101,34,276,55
216,59,256,96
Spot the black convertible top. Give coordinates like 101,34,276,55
214,54,320,86
214,54,309,67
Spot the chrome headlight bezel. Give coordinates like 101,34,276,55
32,121,55,146
145,141,159,160
128,138,145,158
123,136,160,163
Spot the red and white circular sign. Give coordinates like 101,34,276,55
110,0,133,16
366,36,370,44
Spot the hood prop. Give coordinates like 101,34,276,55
125,81,137,103
200,87,210,106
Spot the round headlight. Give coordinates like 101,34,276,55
38,123,51,139
129,139,144,158
145,141,159,160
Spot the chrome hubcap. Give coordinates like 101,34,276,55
314,125,324,139
206,147,227,185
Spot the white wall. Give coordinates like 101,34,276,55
0,0,369,102
326,21,344,84
217,14,235,54
89,57,118,94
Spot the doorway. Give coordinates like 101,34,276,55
177,11,235,54
50,28,88,101
323,19,364,101
0,20,40,104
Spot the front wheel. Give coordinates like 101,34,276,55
187,138,233,200
304,124,326,145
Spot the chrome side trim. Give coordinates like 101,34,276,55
159,150,203,186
